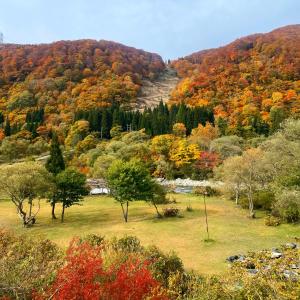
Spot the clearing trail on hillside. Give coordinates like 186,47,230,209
135,67,180,110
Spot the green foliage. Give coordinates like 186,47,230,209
7,91,37,111
193,186,219,197
106,159,156,221
112,235,143,253
240,191,275,211
0,162,53,226
0,229,62,299
144,245,184,288
273,190,300,223
80,234,105,246
0,137,30,161
53,168,88,222
45,133,65,175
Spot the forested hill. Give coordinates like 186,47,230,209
170,25,300,135
0,40,165,125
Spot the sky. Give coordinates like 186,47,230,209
0,0,299,59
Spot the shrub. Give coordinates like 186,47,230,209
80,234,105,246
273,191,300,223
163,207,180,217
144,246,184,288
40,239,166,300
193,186,218,197
265,215,281,226
112,235,143,252
240,191,275,211
0,229,62,299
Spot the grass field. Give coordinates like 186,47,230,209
0,194,298,274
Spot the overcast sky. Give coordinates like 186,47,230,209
0,0,299,59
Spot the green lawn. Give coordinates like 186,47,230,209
0,194,298,274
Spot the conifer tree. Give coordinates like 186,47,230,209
4,118,11,136
46,133,65,219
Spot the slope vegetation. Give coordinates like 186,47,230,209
171,25,300,135
0,40,165,125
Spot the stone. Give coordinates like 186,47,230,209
283,270,299,281
247,269,259,275
290,264,300,269
285,242,297,249
271,251,283,259
226,255,239,263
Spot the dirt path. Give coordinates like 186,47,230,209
135,67,180,110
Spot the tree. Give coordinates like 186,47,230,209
106,160,155,222
210,135,243,160
0,162,52,226
188,122,219,150
215,155,244,205
53,169,88,222
172,123,186,137
45,133,65,219
4,118,11,137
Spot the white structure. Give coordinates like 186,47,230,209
90,187,110,195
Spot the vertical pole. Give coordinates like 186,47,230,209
203,192,209,240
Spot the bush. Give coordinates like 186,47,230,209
40,239,164,300
112,235,143,252
144,245,184,288
163,207,180,217
265,215,281,226
240,191,275,210
80,234,105,246
273,191,300,223
0,229,62,299
193,186,218,197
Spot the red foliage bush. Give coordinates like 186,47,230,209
36,239,168,300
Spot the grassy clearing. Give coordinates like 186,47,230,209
0,194,298,274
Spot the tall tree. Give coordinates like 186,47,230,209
106,160,155,222
46,133,65,219
53,168,88,222
4,118,11,136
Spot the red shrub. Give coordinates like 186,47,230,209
36,239,168,300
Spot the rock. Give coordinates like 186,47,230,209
226,255,239,263
247,269,259,275
283,270,299,281
246,262,256,269
290,264,300,269
271,251,283,259
226,254,246,263
285,242,297,249
237,255,246,262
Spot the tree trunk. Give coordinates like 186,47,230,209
235,187,239,205
153,202,162,218
61,205,65,222
51,201,57,219
247,189,255,218
28,198,33,219
203,195,210,240
125,201,129,222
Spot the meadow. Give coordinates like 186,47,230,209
0,193,298,274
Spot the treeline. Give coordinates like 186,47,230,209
74,101,214,138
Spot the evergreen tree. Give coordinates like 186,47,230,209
46,133,65,219
4,118,11,136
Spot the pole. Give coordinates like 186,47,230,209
203,192,209,240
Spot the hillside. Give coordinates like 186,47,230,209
171,25,300,135
0,40,165,125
